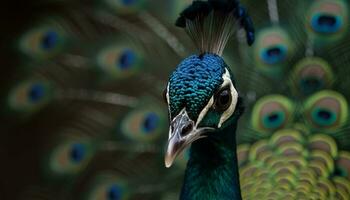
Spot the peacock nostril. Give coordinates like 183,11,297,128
181,122,193,137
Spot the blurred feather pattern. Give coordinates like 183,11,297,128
1,0,350,199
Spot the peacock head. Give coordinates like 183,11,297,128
163,0,254,168
164,53,244,168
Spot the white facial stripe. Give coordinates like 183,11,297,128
166,84,170,104
195,96,214,127
166,84,171,118
218,68,238,128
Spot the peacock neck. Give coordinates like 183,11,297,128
180,122,241,200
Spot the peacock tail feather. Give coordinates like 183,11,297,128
238,128,350,200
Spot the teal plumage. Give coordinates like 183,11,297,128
168,54,226,120
180,121,242,200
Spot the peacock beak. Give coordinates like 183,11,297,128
165,109,213,168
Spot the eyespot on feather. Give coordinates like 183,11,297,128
290,57,334,96
19,25,65,59
251,95,294,133
305,0,349,45
96,45,143,80
85,173,130,200
253,26,294,76
7,80,53,113
44,139,94,179
120,105,167,143
303,90,348,131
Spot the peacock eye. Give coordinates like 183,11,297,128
214,88,232,111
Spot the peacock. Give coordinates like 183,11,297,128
163,0,254,199
1,0,350,200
